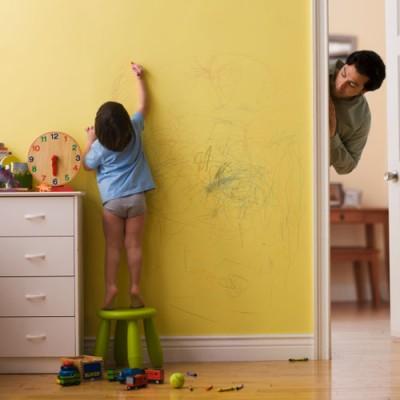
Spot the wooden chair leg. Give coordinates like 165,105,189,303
353,261,365,303
369,256,381,307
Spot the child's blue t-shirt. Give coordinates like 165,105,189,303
84,112,155,204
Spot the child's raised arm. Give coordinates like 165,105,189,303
131,62,147,116
82,126,96,171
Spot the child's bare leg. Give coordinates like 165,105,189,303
125,214,145,307
102,209,125,309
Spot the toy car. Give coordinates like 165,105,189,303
126,374,147,390
145,368,164,384
117,367,145,383
107,368,121,381
57,361,81,386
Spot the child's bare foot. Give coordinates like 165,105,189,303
130,286,144,308
103,285,118,309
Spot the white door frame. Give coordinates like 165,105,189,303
312,0,331,360
385,0,400,337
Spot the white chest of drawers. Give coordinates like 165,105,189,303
0,192,83,373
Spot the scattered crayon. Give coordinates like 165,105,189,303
217,384,244,392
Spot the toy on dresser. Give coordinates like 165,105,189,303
0,166,19,189
0,142,31,190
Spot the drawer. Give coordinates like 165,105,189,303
0,197,74,236
331,209,388,225
330,209,364,223
0,317,75,357
0,237,74,276
0,277,74,316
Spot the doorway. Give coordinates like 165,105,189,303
328,0,389,358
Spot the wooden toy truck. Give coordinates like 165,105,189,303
60,355,103,380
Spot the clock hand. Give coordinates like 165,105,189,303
51,155,58,176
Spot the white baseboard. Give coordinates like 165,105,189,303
84,334,314,363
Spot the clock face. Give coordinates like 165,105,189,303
27,132,81,187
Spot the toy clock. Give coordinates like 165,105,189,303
27,131,82,191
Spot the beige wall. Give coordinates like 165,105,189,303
329,0,388,301
330,0,387,205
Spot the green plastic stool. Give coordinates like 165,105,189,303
94,307,163,369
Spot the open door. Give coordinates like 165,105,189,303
385,0,400,337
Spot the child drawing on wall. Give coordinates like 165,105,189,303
82,62,155,309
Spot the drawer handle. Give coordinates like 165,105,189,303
26,334,47,341
25,293,47,300
24,253,46,260
24,213,46,220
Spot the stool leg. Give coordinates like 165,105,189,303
127,320,143,368
144,318,163,368
94,319,110,359
114,320,128,367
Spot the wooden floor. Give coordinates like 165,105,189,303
0,302,397,399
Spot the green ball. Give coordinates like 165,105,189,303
169,372,185,388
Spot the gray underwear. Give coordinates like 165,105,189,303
103,193,146,218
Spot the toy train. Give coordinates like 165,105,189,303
126,374,147,390
57,361,81,386
145,368,164,384
107,367,164,389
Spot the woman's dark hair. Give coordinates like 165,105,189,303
95,101,134,151
346,50,386,91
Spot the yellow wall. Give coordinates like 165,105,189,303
0,0,313,336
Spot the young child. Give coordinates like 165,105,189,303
83,62,155,309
